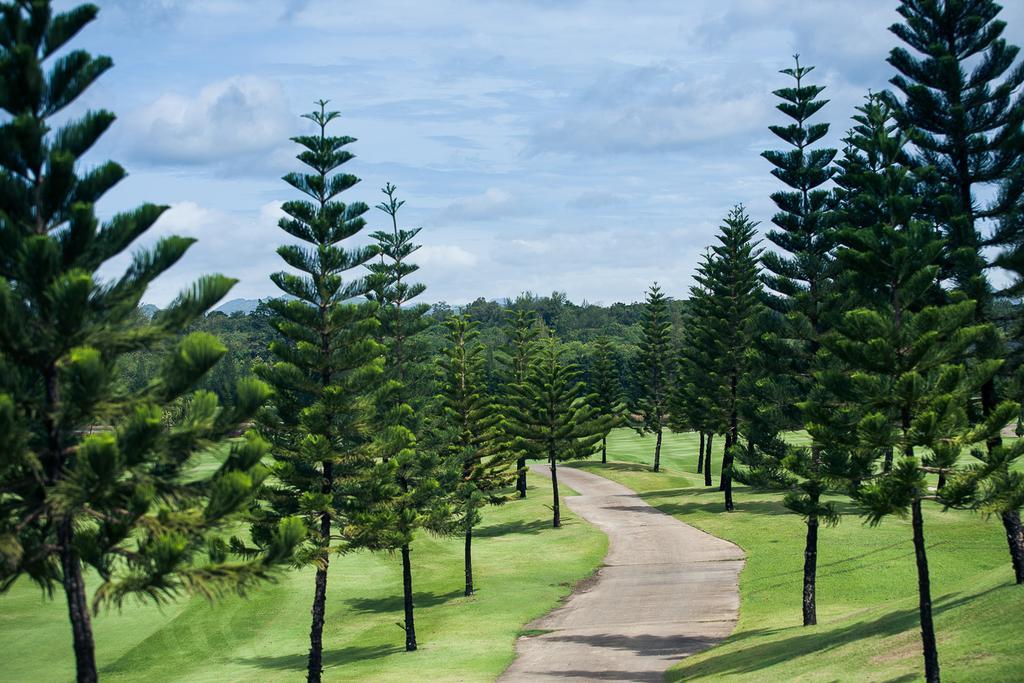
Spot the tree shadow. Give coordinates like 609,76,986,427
476,518,552,538
574,462,652,473
666,590,983,681
343,588,464,614
238,644,403,673
650,498,794,518
545,631,720,658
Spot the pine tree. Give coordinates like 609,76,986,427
0,4,301,681
588,337,624,463
631,283,673,472
255,101,389,681
761,55,839,627
367,184,448,651
506,339,606,527
672,255,722,487
499,310,540,497
888,0,1024,581
435,315,515,596
699,207,765,511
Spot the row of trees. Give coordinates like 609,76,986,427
618,3,1024,682
3,2,1024,683
0,6,622,681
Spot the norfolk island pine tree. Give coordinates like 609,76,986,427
0,3,302,681
886,0,1024,584
367,183,450,652
588,337,625,464
506,338,608,528
498,309,540,498
631,283,673,473
672,252,721,487
698,206,765,512
761,55,840,627
255,101,392,682
434,314,516,596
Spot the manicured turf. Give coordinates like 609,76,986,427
1,472,606,682
575,428,1024,683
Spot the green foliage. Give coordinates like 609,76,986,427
255,100,391,560
587,337,626,443
0,3,300,679
630,283,673,468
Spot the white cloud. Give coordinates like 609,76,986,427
440,188,522,222
417,244,478,269
123,76,293,166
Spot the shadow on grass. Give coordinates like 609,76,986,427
476,518,552,538
239,644,403,673
344,589,464,614
666,590,982,681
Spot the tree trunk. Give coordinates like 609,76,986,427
517,457,527,498
653,428,663,472
307,512,332,681
912,497,940,683
550,455,560,528
697,431,705,474
884,447,894,473
1000,510,1024,585
601,435,607,464
802,510,818,627
58,518,97,683
722,434,735,512
401,543,417,651
704,434,713,487
464,511,474,596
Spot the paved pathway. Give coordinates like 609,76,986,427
499,465,745,682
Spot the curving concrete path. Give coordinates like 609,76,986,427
499,465,745,682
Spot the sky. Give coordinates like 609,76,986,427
56,0,1024,307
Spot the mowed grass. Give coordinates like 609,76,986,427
0,472,605,682
574,428,1024,682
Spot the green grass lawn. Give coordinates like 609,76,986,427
0,472,605,682
576,428,1024,682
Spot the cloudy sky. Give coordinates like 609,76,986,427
60,0,1024,306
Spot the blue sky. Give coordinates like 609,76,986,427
61,0,1024,306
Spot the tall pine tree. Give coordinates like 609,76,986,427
506,339,606,527
761,55,838,627
631,283,673,472
673,253,721,487
366,183,447,652
434,315,515,596
888,0,1024,581
499,310,540,497
256,101,389,681
699,206,765,511
0,4,300,681
588,337,624,464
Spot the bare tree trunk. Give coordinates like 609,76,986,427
1000,510,1024,585
652,428,663,472
802,510,818,627
308,461,333,683
601,435,607,464
517,457,527,498
912,498,940,683
722,434,735,511
550,454,560,528
464,511,474,596
697,431,705,474
401,543,417,651
59,518,97,683
704,434,713,487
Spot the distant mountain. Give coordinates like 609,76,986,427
139,303,159,318
214,298,262,315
